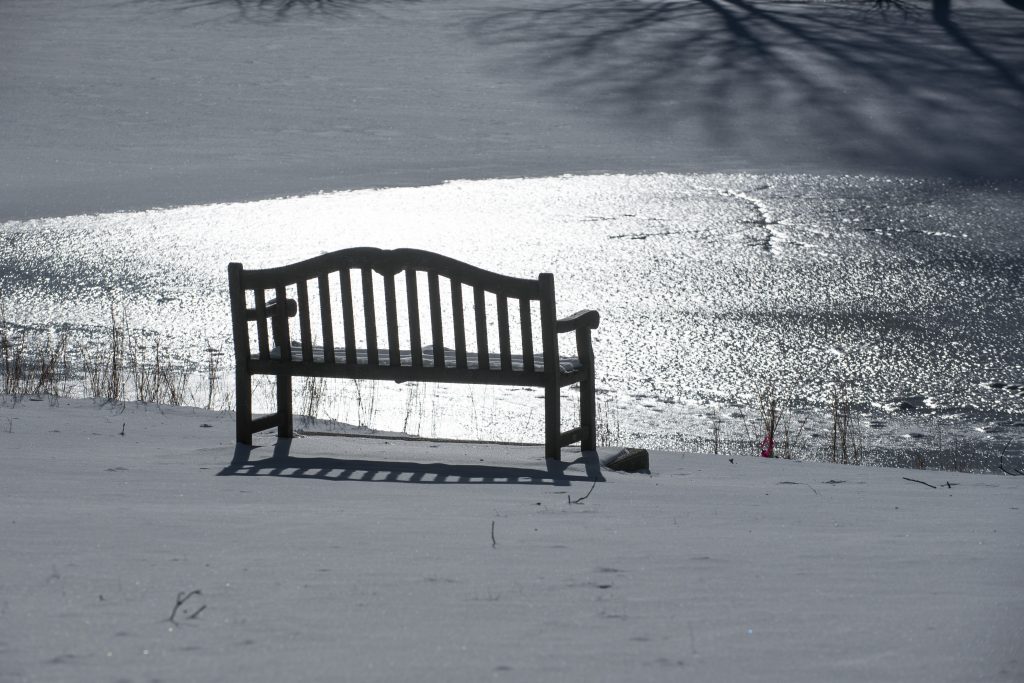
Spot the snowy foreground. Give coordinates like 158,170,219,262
1,398,1021,682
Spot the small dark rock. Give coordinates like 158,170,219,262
602,448,649,472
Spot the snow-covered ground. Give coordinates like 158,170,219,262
1,398,1022,682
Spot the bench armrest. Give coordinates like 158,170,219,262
245,298,298,321
556,309,600,333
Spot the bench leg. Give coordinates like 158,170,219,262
236,368,253,445
277,374,293,438
580,370,597,451
545,383,561,460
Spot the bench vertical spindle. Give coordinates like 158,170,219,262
254,288,270,361
318,274,336,364
427,272,444,368
383,272,401,367
405,269,423,368
451,280,467,369
297,279,314,363
520,298,535,373
497,295,512,372
361,268,378,366
339,269,357,365
474,287,489,371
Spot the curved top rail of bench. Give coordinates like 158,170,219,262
232,247,545,298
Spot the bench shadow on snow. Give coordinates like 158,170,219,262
220,439,604,486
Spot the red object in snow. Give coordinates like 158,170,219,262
760,435,775,458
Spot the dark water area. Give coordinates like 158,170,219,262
2,174,1023,471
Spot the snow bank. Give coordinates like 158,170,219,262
1,398,1021,681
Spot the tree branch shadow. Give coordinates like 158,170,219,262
470,0,1024,176
133,0,420,22
936,14,1024,93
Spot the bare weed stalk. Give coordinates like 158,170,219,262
469,385,481,439
709,413,722,455
35,332,72,397
829,379,863,465
81,304,125,401
205,345,225,410
1,299,231,409
911,451,927,470
596,399,621,448
167,589,205,624
757,385,795,458
2,301,73,398
402,382,423,435
352,378,376,427
300,374,327,420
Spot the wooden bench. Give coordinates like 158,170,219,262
228,247,600,459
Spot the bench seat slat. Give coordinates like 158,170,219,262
264,342,582,373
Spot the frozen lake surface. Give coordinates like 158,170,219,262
2,173,1023,469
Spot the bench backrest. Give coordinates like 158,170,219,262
228,247,559,375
